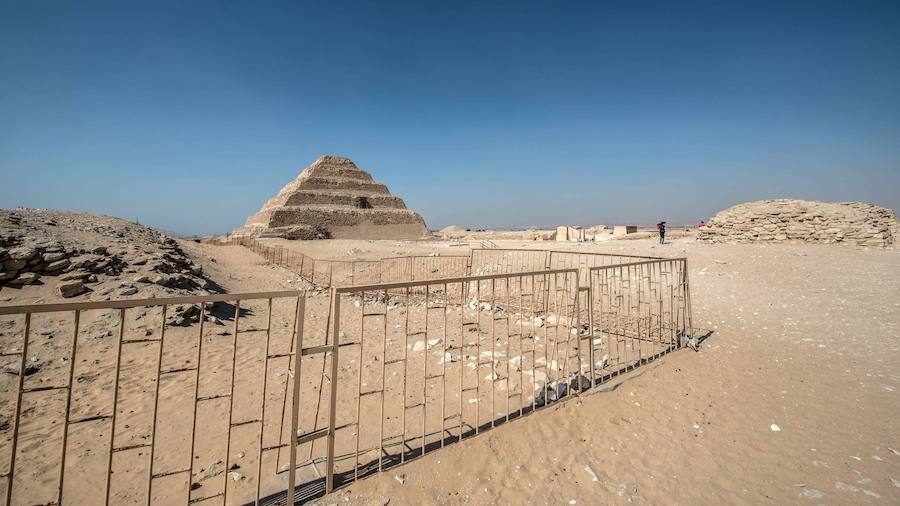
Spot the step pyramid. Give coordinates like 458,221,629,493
233,156,429,240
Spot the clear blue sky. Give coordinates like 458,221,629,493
2,1,898,235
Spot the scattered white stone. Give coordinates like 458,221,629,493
800,488,825,498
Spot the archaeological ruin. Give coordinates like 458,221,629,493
698,199,899,247
233,156,429,240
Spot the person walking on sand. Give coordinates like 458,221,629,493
657,221,666,244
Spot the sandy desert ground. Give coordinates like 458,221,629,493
187,235,900,505
3,228,899,505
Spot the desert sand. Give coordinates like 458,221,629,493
239,235,900,504
2,211,899,505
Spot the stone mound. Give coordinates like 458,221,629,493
698,199,898,247
1,209,217,308
438,225,467,236
233,156,428,240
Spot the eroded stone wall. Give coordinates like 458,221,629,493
698,199,898,247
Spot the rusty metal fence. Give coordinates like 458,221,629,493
1,257,693,505
325,268,581,491
0,291,324,506
211,237,663,289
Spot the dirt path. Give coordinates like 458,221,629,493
179,242,307,294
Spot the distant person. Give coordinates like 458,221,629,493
698,220,705,227
657,221,666,244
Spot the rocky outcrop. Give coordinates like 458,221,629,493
233,156,428,240
698,200,898,247
0,209,216,301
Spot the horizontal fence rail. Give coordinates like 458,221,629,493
1,252,693,505
209,237,666,289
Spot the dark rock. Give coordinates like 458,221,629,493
57,280,86,298
60,270,91,281
46,258,71,272
568,373,591,392
3,361,40,376
8,272,39,286
3,258,27,272
8,246,38,261
42,252,66,263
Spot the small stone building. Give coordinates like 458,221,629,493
556,226,585,242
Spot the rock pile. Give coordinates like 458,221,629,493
232,155,429,240
698,200,899,247
1,209,216,299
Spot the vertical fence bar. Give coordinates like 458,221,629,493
186,304,207,503
518,276,525,417
355,291,365,481
440,282,448,447
256,298,274,506
4,312,30,506
287,294,305,503
542,273,550,405
379,289,388,470
421,285,429,456
57,309,81,504
504,277,510,422
490,278,496,428
223,300,242,504
529,274,537,411
587,282,596,386
475,280,481,434
104,308,127,505
145,306,166,506
325,288,340,493
458,281,466,439
401,286,409,464
683,259,694,348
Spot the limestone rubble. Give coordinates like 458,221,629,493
0,209,215,309
698,199,898,247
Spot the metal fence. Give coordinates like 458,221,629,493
325,268,581,491
0,291,319,506
211,237,664,289
585,258,694,383
0,258,693,505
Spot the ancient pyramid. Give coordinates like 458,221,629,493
233,156,428,240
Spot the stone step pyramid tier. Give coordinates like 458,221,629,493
233,156,429,240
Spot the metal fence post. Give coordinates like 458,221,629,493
287,294,306,504
326,288,340,492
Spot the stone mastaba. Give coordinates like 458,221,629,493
233,156,428,240
698,199,898,247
